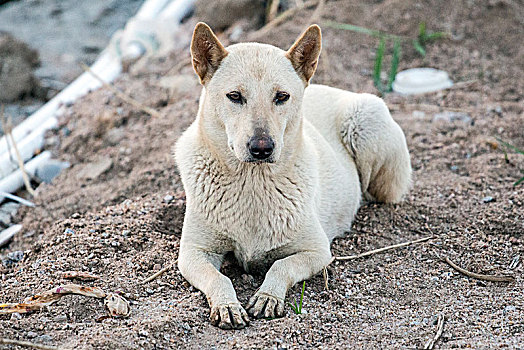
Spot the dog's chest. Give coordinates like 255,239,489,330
189,156,310,262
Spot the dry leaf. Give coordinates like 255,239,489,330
61,271,100,281
0,284,106,314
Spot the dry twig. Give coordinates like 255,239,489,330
141,262,176,284
1,106,35,196
266,0,281,23
80,63,160,118
423,313,445,349
255,0,319,36
322,266,329,291
309,0,325,24
389,102,474,114
332,236,432,263
0,338,61,350
443,257,514,283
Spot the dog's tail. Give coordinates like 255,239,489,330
339,93,412,203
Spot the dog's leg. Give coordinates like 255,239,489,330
178,237,249,329
246,228,331,318
339,93,412,203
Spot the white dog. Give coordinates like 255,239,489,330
174,22,411,329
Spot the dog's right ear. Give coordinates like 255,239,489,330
286,25,322,84
191,22,228,85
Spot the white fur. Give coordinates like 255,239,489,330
174,24,411,329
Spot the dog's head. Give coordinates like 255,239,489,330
191,22,321,164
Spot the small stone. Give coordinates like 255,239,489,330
76,157,113,180
36,335,53,343
0,202,21,224
241,274,254,284
27,331,38,338
412,110,426,119
450,165,458,172
2,250,24,267
0,210,11,226
163,195,174,203
482,196,495,203
10,312,22,320
64,228,75,235
105,127,125,146
138,330,149,337
504,305,516,313
35,160,70,183
433,111,471,124
54,314,68,322
61,127,71,136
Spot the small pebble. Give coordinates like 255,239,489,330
36,335,53,343
64,228,75,235
482,196,495,203
27,331,38,338
504,305,516,313
412,110,426,119
54,314,68,322
2,250,24,267
163,195,174,203
10,312,22,320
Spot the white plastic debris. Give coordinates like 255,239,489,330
0,224,22,248
0,151,51,201
392,68,453,95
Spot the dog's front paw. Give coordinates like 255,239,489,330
210,302,250,330
246,292,285,319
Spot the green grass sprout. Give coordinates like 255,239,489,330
288,281,306,315
373,38,385,90
387,39,401,92
324,20,448,94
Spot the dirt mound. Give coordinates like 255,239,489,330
1,1,523,348
0,32,40,102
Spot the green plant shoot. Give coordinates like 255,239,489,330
288,281,306,315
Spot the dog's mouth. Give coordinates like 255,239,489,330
245,158,275,164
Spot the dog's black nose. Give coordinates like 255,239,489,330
248,136,274,160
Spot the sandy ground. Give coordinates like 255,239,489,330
1,0,523,349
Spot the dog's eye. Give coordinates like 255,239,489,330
226,91,244,104
274,91,290,105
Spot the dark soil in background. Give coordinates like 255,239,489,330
1,0,523,348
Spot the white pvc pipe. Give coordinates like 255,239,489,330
160,0,195,19
0,0,197,202
0,151,51,201
135,0,172,20
0,117,57,178
0,224,22,248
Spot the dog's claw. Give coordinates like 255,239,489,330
210,303,249,329
247,292,284,319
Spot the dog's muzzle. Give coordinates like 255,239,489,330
248,135,274,161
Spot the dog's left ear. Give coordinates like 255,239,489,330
286,25,322,84
191,22,229,84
